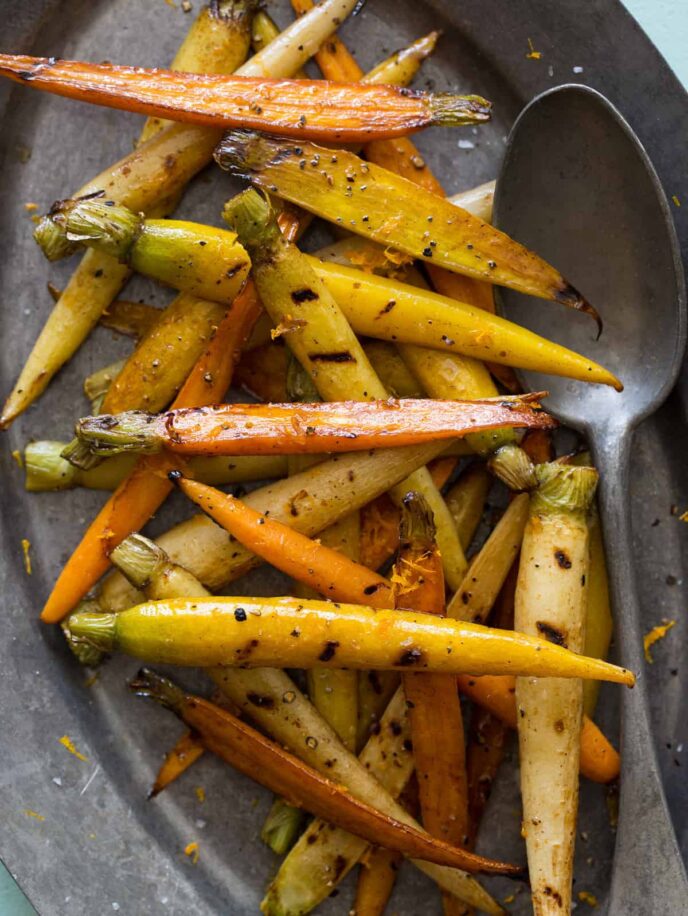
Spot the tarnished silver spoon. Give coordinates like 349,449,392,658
495,84,687,914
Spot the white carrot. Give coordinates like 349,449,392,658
515,463,598,914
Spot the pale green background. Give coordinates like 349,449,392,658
624,0,688,85
0,3,685,914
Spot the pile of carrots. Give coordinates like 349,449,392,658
2,1,629,913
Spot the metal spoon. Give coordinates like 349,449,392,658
494,84,687,914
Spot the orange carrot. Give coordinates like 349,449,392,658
0,55,491,142
354,778,419,916
457,675,620,784
132,668,521,875
355,846,403,915
150,689,240,797
175,478,393,609
75,394,556,459
393,493,470,915
40,282,262,624
149,729,205,798
465,562,516,847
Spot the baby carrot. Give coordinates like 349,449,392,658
74,394,555,459
0,55,491,142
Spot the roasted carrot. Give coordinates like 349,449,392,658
149,729,205,799
37,194,622,389
68,598,634,683
224,188,470,593
0,55,491,142
110,535,497,906
130,668,517,875
355,846,403,916
217,132,599,328
74,394,556,459
353,776,417,915
98,442,451,613
515,464,597,914
174,478,393,608
457,676,619,785
465,563,517,847
0,0,258,428
39,281,263,624
100,293,227,414
393,493,470,916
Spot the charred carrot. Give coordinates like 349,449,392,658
0,54,490,142
67,597,634,683
74,394,555,459
174,478,393,608
131,668,515,874
99,294,226,415
39,282,262,625
357,460,490,751
515,463,597,914
446,493,530,623
216,132,599,328
393,494,470,915
97,442,452,613
308,259,620,388
110,535,499,905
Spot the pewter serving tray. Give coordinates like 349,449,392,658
0,2,686,913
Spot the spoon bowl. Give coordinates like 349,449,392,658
495,83,688,915
495,84,685,433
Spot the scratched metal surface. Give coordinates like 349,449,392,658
0,1,686,914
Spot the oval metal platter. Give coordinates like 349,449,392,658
0,1,686,913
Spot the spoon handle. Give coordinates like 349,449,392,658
592,429,688,914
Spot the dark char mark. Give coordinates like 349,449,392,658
536,621,567,648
